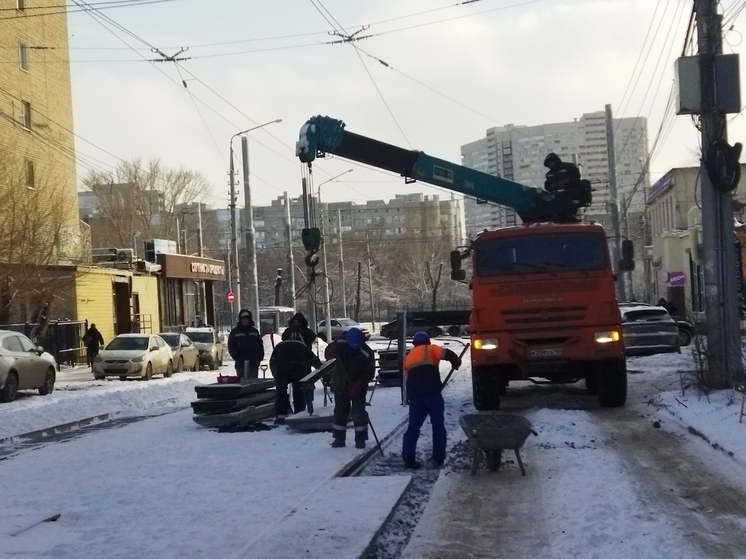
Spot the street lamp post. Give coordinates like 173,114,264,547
228,118,282,323
316,169,353,342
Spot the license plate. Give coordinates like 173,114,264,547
529,348,564,358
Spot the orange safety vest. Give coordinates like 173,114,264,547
403,344,445,377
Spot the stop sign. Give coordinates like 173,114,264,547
227,291,235,303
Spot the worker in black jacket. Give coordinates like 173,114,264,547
227,309,264,381
324,327,375,449
401,331,461,469
270,339,322,424
281,312,317,349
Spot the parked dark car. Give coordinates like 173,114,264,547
380,318,443,340
316,318,370,342
619,304,680,357
670,315,694,346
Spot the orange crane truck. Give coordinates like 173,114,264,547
297,116,628,409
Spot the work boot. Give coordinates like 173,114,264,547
331,433,346,448
403,455,421,470
273,417,286,426
355,440,366,449
433,459,445,468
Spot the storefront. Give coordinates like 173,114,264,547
158,254,226,330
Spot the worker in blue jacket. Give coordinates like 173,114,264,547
401,331,461,469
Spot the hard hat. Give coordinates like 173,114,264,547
346,327,364,350
238,309,251,319
413,331,431,345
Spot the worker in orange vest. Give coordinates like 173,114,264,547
402,331,462,469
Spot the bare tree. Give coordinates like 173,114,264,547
0,145,81,325
81,158,209,248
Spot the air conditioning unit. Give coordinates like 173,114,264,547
91,248,118,263
117,248,134,262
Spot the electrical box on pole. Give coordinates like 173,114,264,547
676,54,741,115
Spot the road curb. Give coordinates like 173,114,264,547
0,413,111,445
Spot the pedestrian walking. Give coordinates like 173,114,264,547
269,339,321,424
401,331,462,469
324,327,375,449
83,323,104,368
227,309,264,381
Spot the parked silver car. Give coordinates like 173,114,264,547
184,327,224,370
93,334,174,381
620,305,680,357
316,318,370,342
158,332,199,373
0,330,57,402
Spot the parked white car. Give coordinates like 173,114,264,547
0,330,57,402
93,334,173,381
158,332,199,373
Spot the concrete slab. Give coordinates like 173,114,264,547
239,476,412,559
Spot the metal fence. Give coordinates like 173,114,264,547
0,320,89,370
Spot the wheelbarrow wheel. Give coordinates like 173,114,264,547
485,449,502,471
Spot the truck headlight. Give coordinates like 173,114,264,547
594,331,620,343
473,338,498,350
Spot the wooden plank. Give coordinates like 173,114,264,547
191,391,276,414
192,402,276,429
298,358,336,387
194,378,275,400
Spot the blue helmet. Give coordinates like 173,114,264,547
413,331,430,346
346,327,364,350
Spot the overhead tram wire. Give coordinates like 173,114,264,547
0,0,180,20
309,0,413,149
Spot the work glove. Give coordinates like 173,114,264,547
451,357,462,369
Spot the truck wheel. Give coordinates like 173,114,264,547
585,372,599,395
597,358,627,407
485,450,502,471
472,367,501,411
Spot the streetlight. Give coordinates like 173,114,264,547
228,118,282,325
316,169,353,342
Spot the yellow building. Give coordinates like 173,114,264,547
74,267,161,344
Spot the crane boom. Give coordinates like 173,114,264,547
296,116,591,223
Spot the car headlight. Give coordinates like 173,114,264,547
595,331,620,343
473,338,498,350
132,354,146,363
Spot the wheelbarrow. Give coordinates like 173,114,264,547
459,413,537,476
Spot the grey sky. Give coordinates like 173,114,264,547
68,0,745,208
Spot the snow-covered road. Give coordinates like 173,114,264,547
1,347,746,558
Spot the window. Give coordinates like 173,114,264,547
21,101,31,129
25,160,34,189
19,42,28,71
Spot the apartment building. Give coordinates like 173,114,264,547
460,110,649,236
1,1,80,255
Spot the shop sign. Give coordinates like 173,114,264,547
190,262,225,276
669,271,686,286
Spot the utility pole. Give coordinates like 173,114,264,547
605,104,626,302
197,203,207,322
620,193,633,298
284,192,296,309
337,209,347,316
242,136,260,322
320,199,332,342
355,261,362,322
366,239,375,329
694,0,744,386
229,141,240,315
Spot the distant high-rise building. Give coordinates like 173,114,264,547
460,110,649,236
